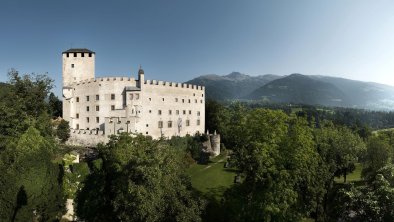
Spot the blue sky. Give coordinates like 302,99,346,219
1,0,394,97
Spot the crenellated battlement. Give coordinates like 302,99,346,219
74,76,137,85
143,79,204,90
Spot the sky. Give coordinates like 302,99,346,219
1,0,394,97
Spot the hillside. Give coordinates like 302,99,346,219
246,74,348,106
186,72,280,100
186,72,394,110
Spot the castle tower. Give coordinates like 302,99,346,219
62,48,95,87
138,65,144,88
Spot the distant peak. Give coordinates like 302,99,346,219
225,72,249,80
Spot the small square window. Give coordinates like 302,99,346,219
189,110,191,115
76,97,79,102
197,111,200,116
111,105,115,110
169,110,172,115
96,95,99,100
76,124,79,129
168,121,172,128
197,119,200,125
86,117,90,123
71,64,74,68
149,98,151,101
149,110,152,113
188,99,190,103
175,98,178,102
158,110,162,115
183,110,186,115
146,124,149,127
158,121,163,128
200,99,203,103
162,98,164,101
86,96,90,101
96,106,99,111
86,106,90,112
182,99,184,103
111,94,115,100
96,117,99,123
186,120,190,126
76,113,79,119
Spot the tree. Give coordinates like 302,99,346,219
48,92,62,118
362,136,391,181
222,108,320,221
76,134,205,222
0,127,64,221
57,119,70,143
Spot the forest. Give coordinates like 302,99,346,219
1,71,394,221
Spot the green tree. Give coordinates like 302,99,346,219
0,127,64,221
223,109,320,221
362,136,391,181
48,92,62,118
76,133,205,222
57,119,70,143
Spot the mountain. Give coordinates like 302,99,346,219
186,72,394,110
186,72,281,100
247,74,348,106
246,74,394,110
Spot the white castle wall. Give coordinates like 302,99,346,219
63,49,205,146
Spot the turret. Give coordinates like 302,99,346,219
62,48,95,87
138,65,144,88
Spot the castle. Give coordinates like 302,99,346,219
62,48,206,146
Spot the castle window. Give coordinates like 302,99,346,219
195,99,197,103
86,106,90,112
111,105,115,110
200,99,203,103
149,110,152,113
162,98,164,101
111,94,115,100
189,110,191,115
158,121,163,128
89,53,92,57
76,97,79,102
76,113,79,119
81,53,84,57
96,117,99,123
168,121,173,128
186,120,190,126
86,96,90,101
183,110,186,115
129,94,133,100
146,124,149,127
76,124,79,129
71,64,74,68
176,110,179,115
146,132,148,135
96,106,99,111
188,99,190,103
96,95,99,100
136,94,140,100
193,93,195,96
197,119,200,125
169,110,172,115
197,111,200,116
149,98,151,101
87,117,90,123
74,53,77,57
158,110,162,115
175,98,178,102
202,94,204,97
182,99,184,103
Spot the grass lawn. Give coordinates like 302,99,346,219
187,154,237,200
334,162,363,183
